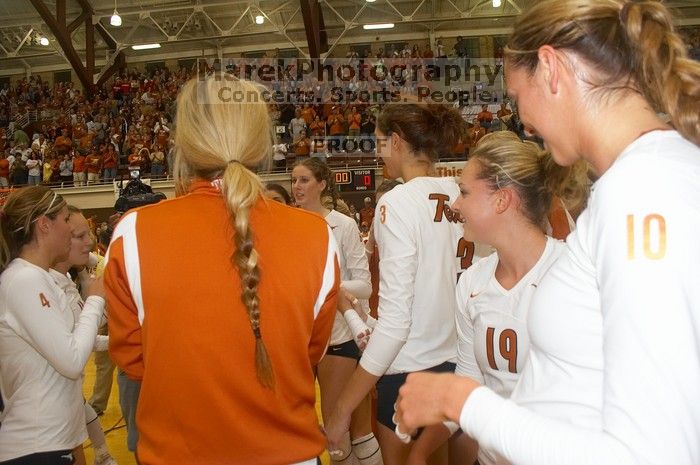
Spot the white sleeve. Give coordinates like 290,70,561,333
4,274,102,380
339,218,372,299
459,160,700,465
360,196,414,376
455,268,484,384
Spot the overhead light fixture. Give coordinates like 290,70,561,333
132,43,161,50
255,15,264,25
365,0,376,2
39,36,49,46
363,23,394,30
492,0,502,7
110,0,122,26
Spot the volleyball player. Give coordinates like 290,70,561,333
292,157,381,465
0,186,104,464
325,103,483,465
396,2,700,464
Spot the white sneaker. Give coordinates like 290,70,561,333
93,452,118,465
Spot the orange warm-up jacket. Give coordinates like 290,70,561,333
105,179,339,465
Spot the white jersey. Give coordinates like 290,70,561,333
455,237,565,465
49,269,108,351
361,177,476,376
0,259,103,461
326,209,372,346
459,130,700,465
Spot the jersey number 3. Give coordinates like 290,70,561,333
486,327,517,373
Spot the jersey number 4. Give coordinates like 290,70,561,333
486,327,517,373
39,293,51,308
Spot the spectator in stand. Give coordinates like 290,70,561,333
149,144,166,177
102,144,118,182
496,102,512,119
328,106,345,152
128,147,147,173
73,150,86,186
54,128,73,157
272,135,288,171
300,104,317,126
12,127,29,147
477,104,494,130
347,107,362,146
32,134,48,157
59,154,73,186
293,132,311,162
26,152,41,186
42,154,54,185
289,108,307,141
85,149,102,185
310,114,326,137
471,118,487,146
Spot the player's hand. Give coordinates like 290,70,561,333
86,275,105,299
324,408,352,455
396,373,479,434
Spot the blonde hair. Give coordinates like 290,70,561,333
174,75,276,389
0,186,67,273
470,131,589,229
505,0,700,146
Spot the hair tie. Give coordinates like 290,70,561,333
253,327,262,339
227,159,244,167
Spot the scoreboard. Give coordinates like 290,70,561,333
334,169,376,192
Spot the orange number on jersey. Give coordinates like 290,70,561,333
457,238,475,270
627,213,666,260
486,327,518,373
379,205,386,224
39,293,51,308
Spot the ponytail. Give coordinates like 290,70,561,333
221,162,275,389
620,1,700,146
471,131,588,229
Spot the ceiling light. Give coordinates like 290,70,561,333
255,15,264,25
363,23,394,30
365,0,376,2
39,36,49,46
492,0,502,7
110,0,122,26
110,11,122,26
132,43,161,50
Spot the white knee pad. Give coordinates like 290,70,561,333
352,432,383,465
330,432,353,464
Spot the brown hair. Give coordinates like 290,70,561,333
174,75,275,388
376,103,466,161
505,0,700,146
0,186,67,272
470,131,589,229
